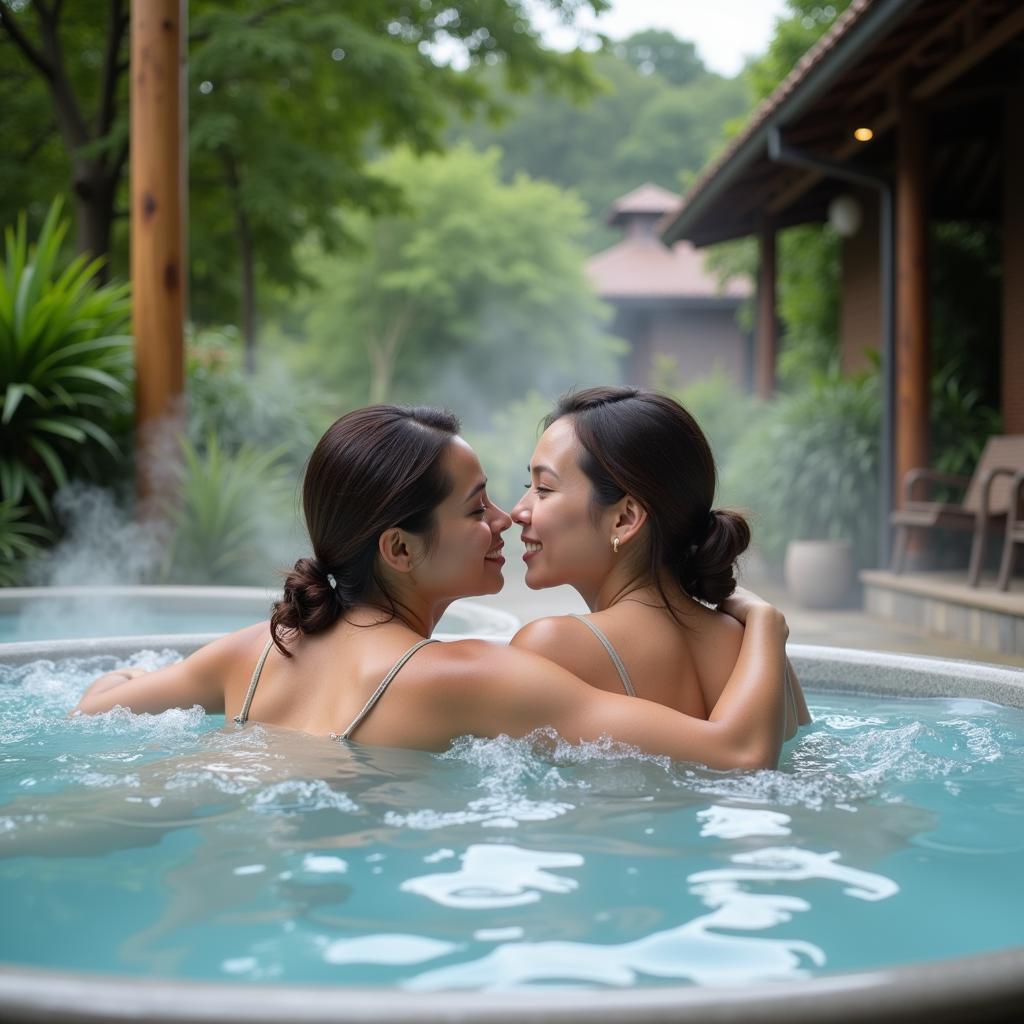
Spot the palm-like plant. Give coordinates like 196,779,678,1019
0,200,133,519
162,432,295,585
0,500,51,586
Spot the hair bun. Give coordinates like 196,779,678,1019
680,508,750,606
270,556,346,655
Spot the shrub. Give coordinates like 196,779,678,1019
160,432,300,586
0,200,133,520
186,324,326,469
0,500,50,586
654,362,766,469
723,370,880,569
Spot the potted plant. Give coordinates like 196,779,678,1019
723,369,880,608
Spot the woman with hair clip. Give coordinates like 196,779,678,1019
511,386,811,734
75,403,794,769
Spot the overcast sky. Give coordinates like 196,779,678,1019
533,0,791,77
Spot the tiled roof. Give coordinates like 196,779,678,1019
606,182,681,223
663,0,882,240
586,236,750,300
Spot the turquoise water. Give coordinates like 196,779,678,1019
1,651,1023,990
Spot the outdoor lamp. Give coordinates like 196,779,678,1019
828,193,862,238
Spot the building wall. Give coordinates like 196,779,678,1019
613,304,749,390
839,188,882,374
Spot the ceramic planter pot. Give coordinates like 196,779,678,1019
784,538,854,609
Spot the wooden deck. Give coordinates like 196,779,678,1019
860,570,1024,657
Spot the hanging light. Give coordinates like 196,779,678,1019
853,127,874,142
828,194,863,237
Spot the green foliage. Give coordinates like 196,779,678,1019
463,391,552,511
186,325,328,468
161,433,297,586
0,0,125,261
926,222,1002,477
282,145,622,417
744,1,852,103
723,370,880,568
448,45,749,250
0,499,50,586
656,366,766,470
612,30,706,87
0,199,132,519
776,225,842,386
930,359,1003,480
3,0,610,330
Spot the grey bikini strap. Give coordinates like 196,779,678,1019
235,637,274,725
337,637,438,741
569,614,637,697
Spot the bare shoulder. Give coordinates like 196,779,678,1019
413,638,546,685
510,616,584,659
187,621,270,672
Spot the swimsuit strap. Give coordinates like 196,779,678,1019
569,613,637,697
235,637,274,725
337,637,439,741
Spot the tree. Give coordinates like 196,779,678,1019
448,44,748,250
613,29,705,87
744,1,852,103
1,0,610,361
282,145,621,417
0,0,130,274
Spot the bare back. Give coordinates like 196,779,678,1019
511,595,744,719
220,623,459,749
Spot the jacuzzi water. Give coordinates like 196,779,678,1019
2,651,1023,991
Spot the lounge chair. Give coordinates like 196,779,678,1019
997,470,1024,591
889,434,1024,586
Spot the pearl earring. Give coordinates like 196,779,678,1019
612,537,620,554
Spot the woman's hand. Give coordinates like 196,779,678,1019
722,587,810,736
721,586,789,639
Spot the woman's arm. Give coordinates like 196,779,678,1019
721,587,812,734
439,618,788,770
71,627,259,716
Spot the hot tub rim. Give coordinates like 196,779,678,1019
0,946,1021,1024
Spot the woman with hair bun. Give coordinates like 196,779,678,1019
76,403,794,769
511,386,810,733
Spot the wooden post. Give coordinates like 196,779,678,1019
1003,87,1024,434
756,222,778,399
895,100,930,506
131,0,186,501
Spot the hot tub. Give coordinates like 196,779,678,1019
0,638,1022,1023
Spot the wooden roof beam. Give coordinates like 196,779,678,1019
845,0,976,110
913,5,1024,99
765,106,897,216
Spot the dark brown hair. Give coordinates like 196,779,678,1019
546,386,749,608
270,405,460,655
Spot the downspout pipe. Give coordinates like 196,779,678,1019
766,126,895,568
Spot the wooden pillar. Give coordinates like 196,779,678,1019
895,101,930,502
839,188,881,374
1003,88,1024,434
131,0,186,499
756,222,778,399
